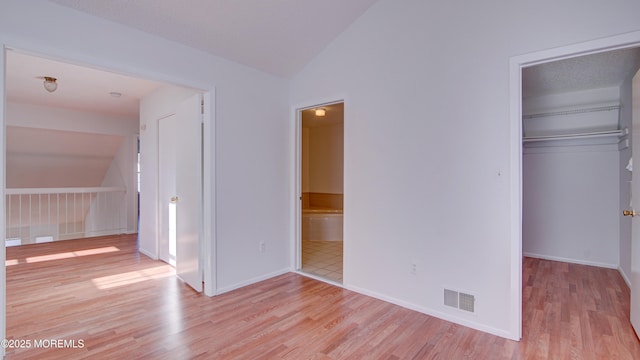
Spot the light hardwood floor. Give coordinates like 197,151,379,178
5,234,640,359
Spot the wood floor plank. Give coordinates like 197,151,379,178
4,235,640,359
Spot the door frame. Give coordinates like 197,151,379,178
509,30,640,339
291,98,346,279
0,43,217,351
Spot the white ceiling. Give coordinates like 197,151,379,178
523,47,640,98
7,3,640,119
48,0,380,78
6,50,162,118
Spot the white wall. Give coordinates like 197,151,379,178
0,0,289,315
289,0,640,339
101,135,138,234
523,144,620,268
7,101,138,233
522,88,622,269
7,101,138,135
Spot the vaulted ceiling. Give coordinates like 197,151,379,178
48,0,381,78
8,2,640,117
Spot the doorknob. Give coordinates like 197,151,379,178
170,196,179,203
623,209,636,217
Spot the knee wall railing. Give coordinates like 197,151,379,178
5,187,127,245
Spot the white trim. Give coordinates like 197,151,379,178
132,136,139,235
619,266,632,288
0,46,6,359
509,29,640,342
202,89,216,297
523,252,618,270
290,106,302,272
138,246,158,261
290,96,347,281
508,53,524,341
215,268,290,295
6,187,125,195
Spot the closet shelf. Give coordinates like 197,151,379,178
522,104,620,119
522,128,627,143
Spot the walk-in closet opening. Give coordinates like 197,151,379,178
521,46,640,337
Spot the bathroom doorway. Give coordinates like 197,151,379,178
299,102,344,283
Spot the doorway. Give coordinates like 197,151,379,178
3,46,209,322
521,48,640,270
511,31,640,339
298,102,344,283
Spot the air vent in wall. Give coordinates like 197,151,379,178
444,289,458,308
444,288,475,313
458,292,475,312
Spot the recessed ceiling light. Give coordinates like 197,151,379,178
109,92,122,98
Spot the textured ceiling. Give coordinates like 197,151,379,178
48,0,380,78
523,47,640,98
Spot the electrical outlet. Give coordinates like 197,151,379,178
410,263,417,275
259,241,265,253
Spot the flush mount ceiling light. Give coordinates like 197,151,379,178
109,92,122,98
315,108,326,117
43,76,58,92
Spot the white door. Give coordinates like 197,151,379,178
175,94,203,292
158,114,177,266
630,69,640,334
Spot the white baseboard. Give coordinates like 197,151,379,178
138,247,157,260
216,268,290,295
619,266,632,288
345,284,518,341
523,252,617,269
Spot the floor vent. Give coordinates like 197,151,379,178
5,238,21,247
444,288,475,313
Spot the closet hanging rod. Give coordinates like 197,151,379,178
523,105,620,120
523,128,627,143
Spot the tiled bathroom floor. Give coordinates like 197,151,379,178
301,240,343,283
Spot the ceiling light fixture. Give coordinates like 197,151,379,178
43,76,58,92
315,108,326,117
109,92,122,98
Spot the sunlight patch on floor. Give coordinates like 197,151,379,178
6,246,121,266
